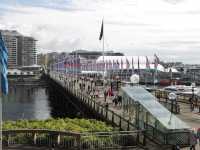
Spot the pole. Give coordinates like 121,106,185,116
102,19,105,80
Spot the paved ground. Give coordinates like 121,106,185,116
177,103,200,130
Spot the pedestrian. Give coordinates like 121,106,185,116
117,95,122,106
112,96,118,107
105,102,109,110
189,98,194,111
104,90,107,102
197,128,200,145
92,88,95,98
190,131,197,150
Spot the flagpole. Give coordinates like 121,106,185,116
102,19,105,80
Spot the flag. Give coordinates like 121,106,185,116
112,60,116,70
138,56,140,75
109,60,112,70
126,58,130,69
0,32,8,95
116,60,120,70
146,56,150,70
99,20,104,40
105,61,109,70
154,54,160,69
169,68,172,79
131,57,134,73
121,59,123,70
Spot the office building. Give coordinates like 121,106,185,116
0,30,37,68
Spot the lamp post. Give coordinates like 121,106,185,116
168,92,177,125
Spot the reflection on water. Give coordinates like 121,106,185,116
2,82,51,121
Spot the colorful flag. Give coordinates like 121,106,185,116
99,20,104,40
146,56,150,70
0,32,8,95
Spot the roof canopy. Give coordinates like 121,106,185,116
121,86,189,130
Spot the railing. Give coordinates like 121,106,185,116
155,90,200,113
50,72,136,132
2,129,145,149
144,123,191,146
158,99,180,114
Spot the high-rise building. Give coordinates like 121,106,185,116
22,36,37,66
0,30,37,68
1,30,21,68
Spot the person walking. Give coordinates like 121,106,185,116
104,89,107,102
190,131,197,150
197,128,200,146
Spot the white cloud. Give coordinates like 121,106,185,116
1,0,200,63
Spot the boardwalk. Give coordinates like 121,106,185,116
48,72,198,149
54,73,200,129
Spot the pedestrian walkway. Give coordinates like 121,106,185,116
177,102,200,129
51,73,198,149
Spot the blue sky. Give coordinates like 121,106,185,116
1,0,200,64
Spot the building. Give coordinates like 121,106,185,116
0,30,37,68
37,52,61,67
1,30,21,68
22,36,37,66
70,49,124,60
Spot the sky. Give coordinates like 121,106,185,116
1,0,200,64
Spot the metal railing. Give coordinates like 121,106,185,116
2,129,145,149
154,90,200,113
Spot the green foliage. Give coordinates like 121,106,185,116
3,118,113,132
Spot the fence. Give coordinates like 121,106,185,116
2,129,145,149
154,90,200,113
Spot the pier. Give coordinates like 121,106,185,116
43,71,196,149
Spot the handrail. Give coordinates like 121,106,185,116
2,129,80,136
2,129,144,135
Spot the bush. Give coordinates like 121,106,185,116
3,118,113,132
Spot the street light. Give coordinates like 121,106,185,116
168,92,177,125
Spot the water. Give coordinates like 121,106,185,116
2,81,51,121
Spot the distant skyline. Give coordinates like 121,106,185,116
1,0,200,64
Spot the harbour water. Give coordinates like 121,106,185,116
2,81,51,121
